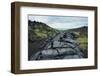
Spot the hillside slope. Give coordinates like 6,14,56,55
67,26,88,58
28,20,58,60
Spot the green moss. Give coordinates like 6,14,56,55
76,36,88,51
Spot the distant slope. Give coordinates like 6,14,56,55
67,26,88,37
67,26,87,31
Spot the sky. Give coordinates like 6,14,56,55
28,15,88,30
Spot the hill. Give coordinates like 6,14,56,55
28,20,58,60
67,26,88,58
67,26,88,37
28,20,58,41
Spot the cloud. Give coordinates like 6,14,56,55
28,15,88,30
29,16,49,23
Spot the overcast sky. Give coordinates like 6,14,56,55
28,15,88,30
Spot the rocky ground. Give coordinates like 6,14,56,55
30,32,85,60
